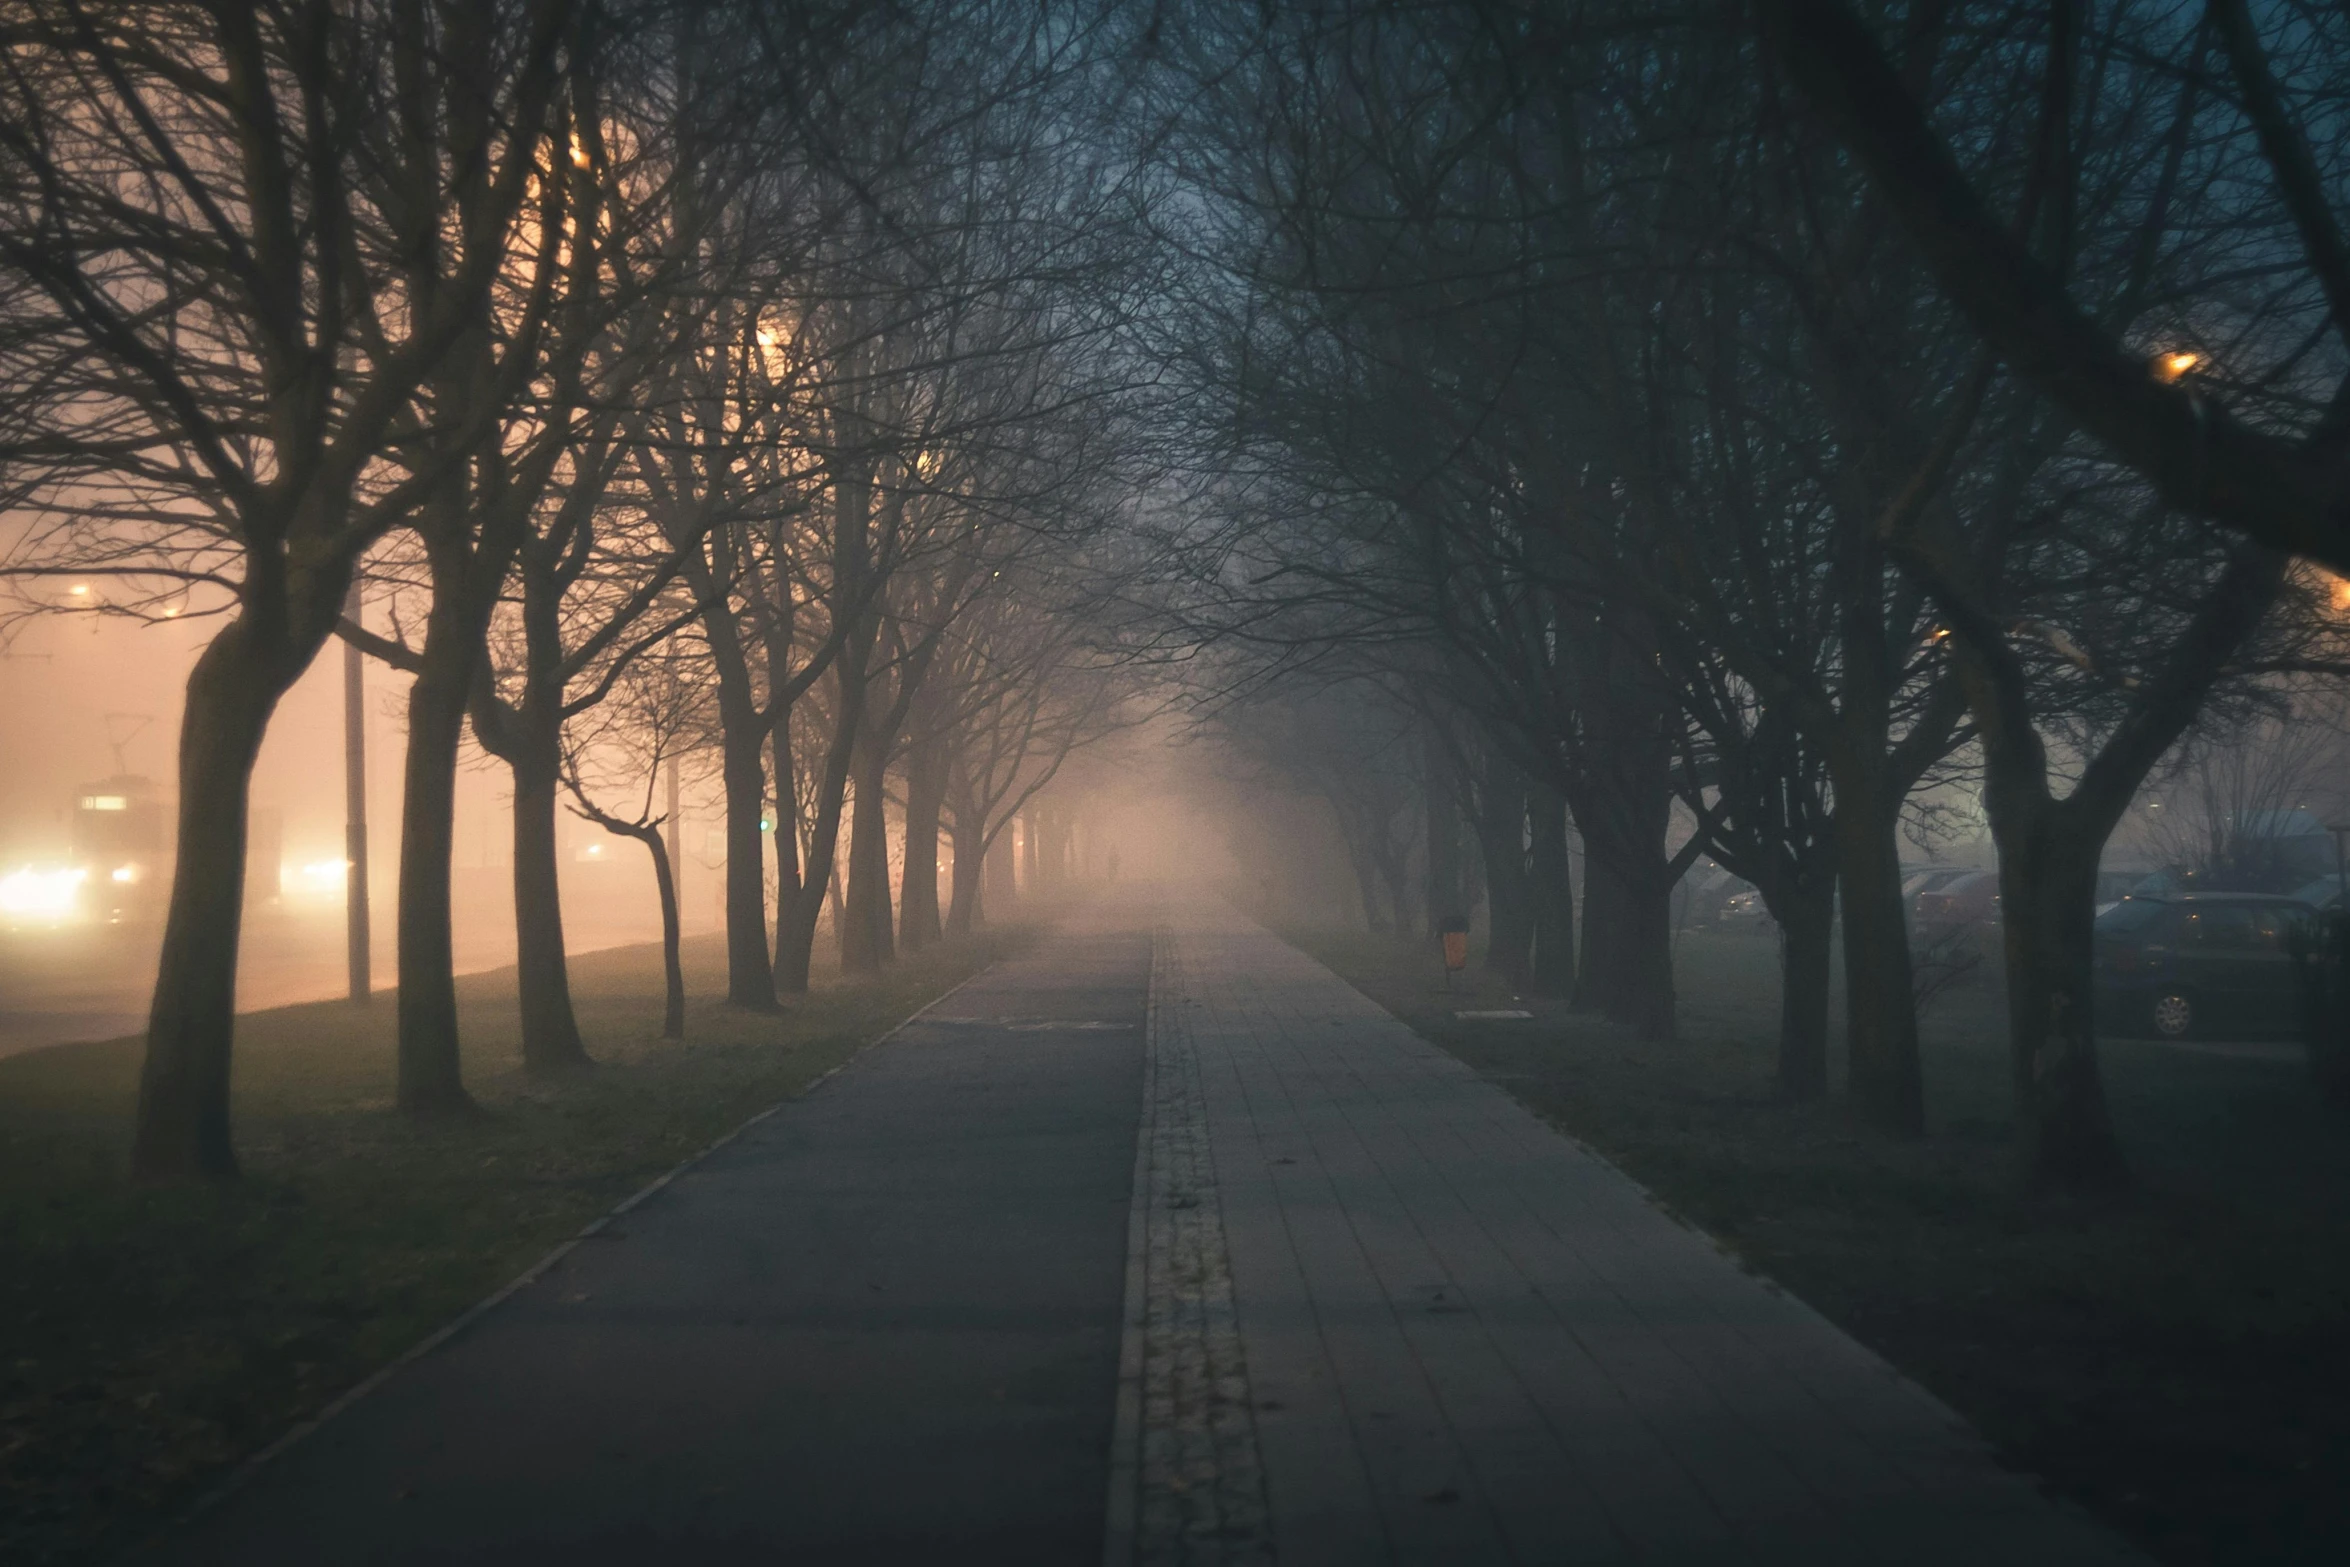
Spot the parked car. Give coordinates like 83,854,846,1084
1913,870,1999,935
2287,874,2345,913
1901,866,1974,903
1714,886,1776,934
2094,867,2159,915
1675,865,1744,931
2092,894,2314,1040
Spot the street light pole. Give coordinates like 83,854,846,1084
665,750,682,908
344,582,372,1003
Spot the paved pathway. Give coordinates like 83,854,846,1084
1112,904,2144,1566
154,926,1151,1565
149,893,2144,1564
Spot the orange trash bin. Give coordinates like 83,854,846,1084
1438,913,1470,977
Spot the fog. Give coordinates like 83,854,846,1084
8,2,2350,1563
0,606,1231,1057
1,609,698,1056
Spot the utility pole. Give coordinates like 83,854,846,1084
665,751,682,911
344,583,372,1003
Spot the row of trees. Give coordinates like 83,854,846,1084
9,0,2350,1195
1149,0,2350,1188
0,0,1156,1179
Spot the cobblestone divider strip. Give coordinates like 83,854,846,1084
1112,925,1275,1566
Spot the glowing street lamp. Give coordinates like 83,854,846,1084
2153,350,2202,384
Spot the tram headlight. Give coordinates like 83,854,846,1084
0,865,87,918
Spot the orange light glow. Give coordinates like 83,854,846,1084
2154,350,2201,383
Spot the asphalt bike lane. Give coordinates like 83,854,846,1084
150,911,1152,1566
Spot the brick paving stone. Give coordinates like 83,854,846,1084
1127,929,1277,1566
1129,901,2149,1566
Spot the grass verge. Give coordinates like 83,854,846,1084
1290,924,2350,1567
0,916,1032,1566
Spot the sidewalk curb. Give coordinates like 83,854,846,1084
145,959,1000,1551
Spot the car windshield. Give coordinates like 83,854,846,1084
2094,899,2170,934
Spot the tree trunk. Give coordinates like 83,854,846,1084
1459,800,1487,924
899,743,947,952
984,806,1017,913
777,797,842,995
510,756,588,1072
1526,785,1576,998
1337,805,1390,934
643,824,685,1040
1776,870,1836,1101
395,621,478,1116
132,623,283,1180
777,664,865,995
1832,769,1924,1135
1475,769,1531,987
841,729,895,974
945,801,986,936
1424,735,1464,928
718,722,776,1009
1574,842,1677,1039
1996,818,2125,1185
1949,550,2279,1184
1371,821,1414,938
682,526,778,1013
1576,850,1621,1011
1615,859,1677,1040
773,701,809,994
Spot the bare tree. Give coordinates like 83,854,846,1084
934,583,1136,935
1750,0,2350,1183
561,643,711,1040
2135,680,2350,889
1758,0,2350,574
0,0,576,1176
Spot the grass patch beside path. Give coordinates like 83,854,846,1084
0,916,1035,1566
1290,924,2350,1567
